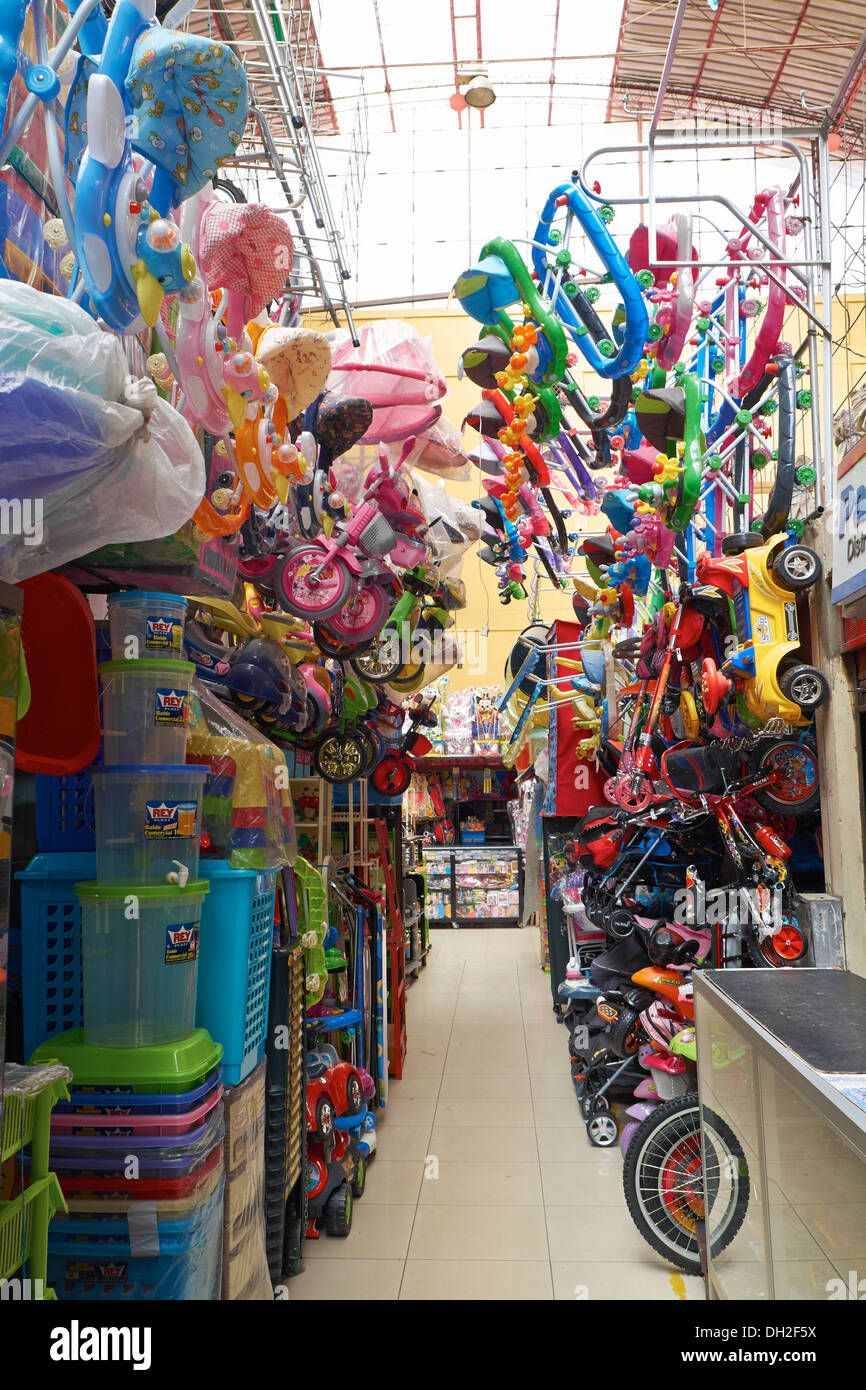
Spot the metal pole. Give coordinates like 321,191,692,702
647,0,689,270
818,128,835,509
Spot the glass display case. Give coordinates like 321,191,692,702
422,847,523,928
694,969,866,1301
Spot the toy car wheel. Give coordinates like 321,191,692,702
779,663,829,713
721,532,763,555
324,1181,353,1237
772,544,822,592
315,1096,335,1144
345,1072,364,1116
351,1150,367,1198
586,1110,620,1147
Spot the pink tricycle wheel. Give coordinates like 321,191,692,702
276,545,351,620
323,582,389,642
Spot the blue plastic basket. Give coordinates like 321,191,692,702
35,773,96,853
460,830,486,845
17,852,96,1059
196,860,276,1086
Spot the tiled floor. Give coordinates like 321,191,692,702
289,926,705,1301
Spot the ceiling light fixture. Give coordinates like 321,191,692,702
456,66,496,109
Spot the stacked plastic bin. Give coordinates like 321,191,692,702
30,591,225,1301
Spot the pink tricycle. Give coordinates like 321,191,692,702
273,437,426,641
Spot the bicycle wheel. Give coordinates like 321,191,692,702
747,736,819,817
275,545,351,621
622,1094,749,1275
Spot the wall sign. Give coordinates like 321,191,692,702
833,437,866,604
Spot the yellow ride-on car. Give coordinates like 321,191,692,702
695,534,827,728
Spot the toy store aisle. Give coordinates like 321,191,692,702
289,930,705,1301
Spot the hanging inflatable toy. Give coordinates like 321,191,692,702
173,183,233,437
67,0,247,333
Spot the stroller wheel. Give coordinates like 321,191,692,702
586,1110,620,1147
580,1090,609,1120
608,908,637,941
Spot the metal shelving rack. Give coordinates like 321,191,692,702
183,0,367,341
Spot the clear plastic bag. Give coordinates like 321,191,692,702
0,282,205,581
187,680,298,871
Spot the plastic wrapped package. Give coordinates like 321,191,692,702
46,1174,225,1300
407,416,471,480
187,681,297,872
221,1060,271,1300
0,283,205,581
409,469,480,581
327,320,446,442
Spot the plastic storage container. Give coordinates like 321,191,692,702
48,1105,224,1166
30,1029,222,1096
57,1069,222,1114
91,764,208,883
196,861,276,1085
78,879,209,1048
98,660,194,765
47,1179,224,1301
108,591,188,661
51,1085,223,1138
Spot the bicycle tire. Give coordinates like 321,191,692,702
747,736,820,818
622,1094,749,1276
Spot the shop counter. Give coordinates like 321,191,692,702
694,969,866,1300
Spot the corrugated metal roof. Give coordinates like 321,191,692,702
608,0,866,147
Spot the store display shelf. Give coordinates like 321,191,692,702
410,756,504,771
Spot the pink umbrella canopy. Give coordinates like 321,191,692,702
328,320,447,442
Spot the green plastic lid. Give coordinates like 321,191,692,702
28,1028,222,1091
75,879,209,900
98,659,194,676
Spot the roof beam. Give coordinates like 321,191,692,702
372,0,396,133
763,0,811,107
688,0,726,108
548,0,561,126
